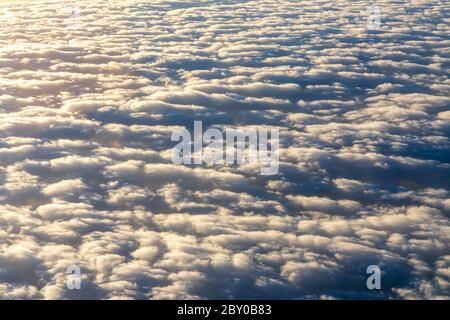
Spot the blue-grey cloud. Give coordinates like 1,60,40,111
0,0,449,300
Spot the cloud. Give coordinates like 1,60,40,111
0,0,448,300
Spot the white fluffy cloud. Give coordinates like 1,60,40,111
0,0,449,299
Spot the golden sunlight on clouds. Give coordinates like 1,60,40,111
0,0,449,300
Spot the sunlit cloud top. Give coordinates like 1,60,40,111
0,0,449,300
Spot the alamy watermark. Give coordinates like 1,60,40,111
171,121,279,175
64,4,81,30
66,264,81,290
0,4,14,27
366,265,381,290
367,4,382,30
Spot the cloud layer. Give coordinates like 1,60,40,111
0,0,449,299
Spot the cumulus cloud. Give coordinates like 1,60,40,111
0,0,449,300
